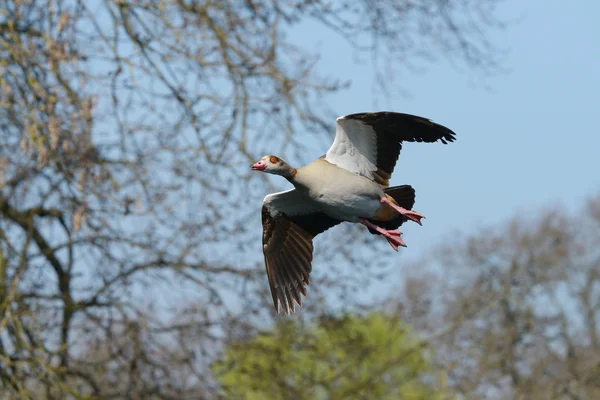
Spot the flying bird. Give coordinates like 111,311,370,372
251,112,456,314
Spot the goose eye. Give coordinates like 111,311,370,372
269,156,280,164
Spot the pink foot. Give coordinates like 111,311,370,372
380,197,425,225
359,219,407,251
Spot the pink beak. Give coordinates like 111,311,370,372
251,161,266,171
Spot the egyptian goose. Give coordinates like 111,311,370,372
251,112,456,314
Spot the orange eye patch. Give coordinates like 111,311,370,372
269,156,280,163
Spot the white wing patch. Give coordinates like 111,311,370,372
264,189,318,216
324,116,378,179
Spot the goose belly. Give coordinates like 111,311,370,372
308,177,383,222
315,192,381,222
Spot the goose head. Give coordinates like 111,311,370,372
251,155,296,178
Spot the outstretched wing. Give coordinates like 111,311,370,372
325,112,456,187
262,189,341,314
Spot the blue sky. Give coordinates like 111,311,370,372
284,0,600,264
85,0,599,313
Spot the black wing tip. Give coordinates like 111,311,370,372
429,122,457,144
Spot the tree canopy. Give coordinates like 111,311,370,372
213,312,448,400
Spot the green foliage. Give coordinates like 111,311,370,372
213,313,447,400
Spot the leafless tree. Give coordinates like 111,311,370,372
0,0,506,397
393,194,600,399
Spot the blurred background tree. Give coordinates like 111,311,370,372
5,0,596,399
213,312,448,400
391,195,600,399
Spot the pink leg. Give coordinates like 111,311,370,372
380,197,425,226
359,218,406,251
